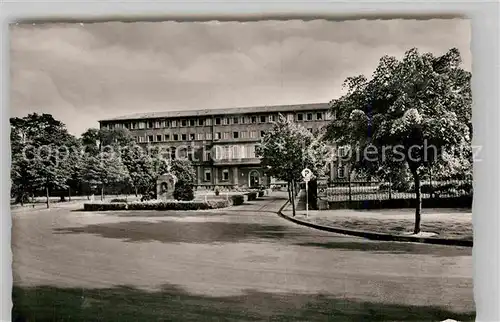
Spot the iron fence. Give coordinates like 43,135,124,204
321,179,472,202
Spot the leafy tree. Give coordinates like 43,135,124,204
326,48,472,233
256,114,331,216
10,114,79,208
171,159,196,201
80,152,129,201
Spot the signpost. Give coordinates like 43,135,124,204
301,168,313,218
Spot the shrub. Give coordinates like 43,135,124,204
230,194,245,206
258,190,265,197
378,182,391,191
174,181,194,201
215,188,220,196
247,192,258,201
84,203,127,211
110,198,128,203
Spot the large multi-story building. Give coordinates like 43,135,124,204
99,103,346,189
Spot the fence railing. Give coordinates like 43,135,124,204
321,179,472,202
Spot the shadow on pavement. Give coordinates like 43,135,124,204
294,241,472,257
53,221,302,244
12,284,475,322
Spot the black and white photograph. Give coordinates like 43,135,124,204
10,18,474,321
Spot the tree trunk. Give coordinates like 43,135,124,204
68,187,71,202
412,171,422,234
101,184,104,201
45,186,50,209
290,180,296,217
135,186,138,197
287,182,292,203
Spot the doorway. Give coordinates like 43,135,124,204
249,170,260,188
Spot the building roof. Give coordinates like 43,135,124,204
99,102,330,122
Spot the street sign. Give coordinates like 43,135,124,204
301,168,312,180
301,168,313,218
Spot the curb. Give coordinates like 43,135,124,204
277,200,472,247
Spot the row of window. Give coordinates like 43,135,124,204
105,111,331,130
136,130,272,143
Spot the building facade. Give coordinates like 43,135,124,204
99,103,348,189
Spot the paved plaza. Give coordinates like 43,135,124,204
12,192,474,321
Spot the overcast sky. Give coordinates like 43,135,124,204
10,19,470,136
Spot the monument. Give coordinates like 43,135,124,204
156,165,177,201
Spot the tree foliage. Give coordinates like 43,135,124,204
326,48,472,233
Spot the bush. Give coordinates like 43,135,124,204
174,181,194,201
215,188,220,196
84,203,127,211
230,194,245,206
258,190,265,197
110,198,128,203
378,182,391,191
246,192,258,201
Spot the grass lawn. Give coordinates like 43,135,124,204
306,210,472,241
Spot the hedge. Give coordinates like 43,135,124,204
110,198,128,203
246,192,258,201
84,203,127,211
258,190,265,197
230,194,245,206
83,200,230,211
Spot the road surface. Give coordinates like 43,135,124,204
12,192,474,321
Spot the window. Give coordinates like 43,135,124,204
269,115,276,122
233,131,239,139
215,132,221,140
317,112,323,120
215,117,221,125
297,113,304,121
251,116,257,123
223,118,229,125
198,119,204,126
206,118,212,126
156,135,162,142
204,150,212,161
241,116,247,124
170,147,176,160
173,134,179,141
223,132,230,140
240,131,248,139
189,119,195,127
206,133,212,140
134,136,139,142
233,117,239,124
250,131,257,138
181,120,187,127
325,112,333,120
204,169,211,182
338,165,346,178
190,133,195,141
162,120,169,128
147,135,153,142
124,123,130,129
138,136,145,143
222,169,229,181
154,121,161,128
260,131,265,138
147,121,154,128
171,120,177,127
287,114,294,122
139,122,146,129
181,134,187,141
307,113,313,121
197,133,204,140
260,115,266,123
165,134,170,141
